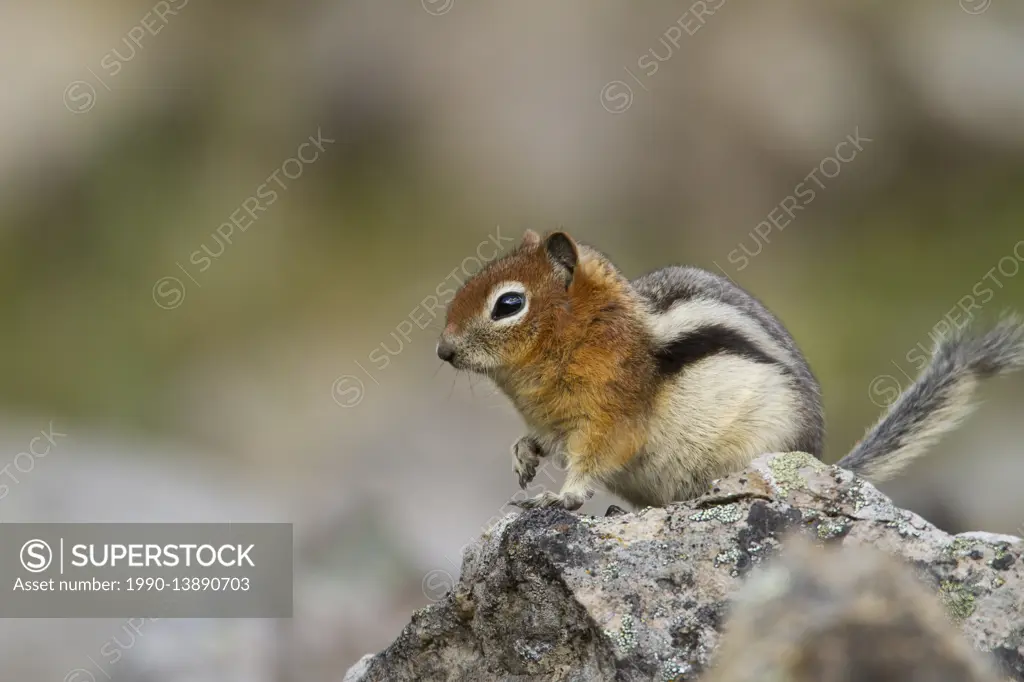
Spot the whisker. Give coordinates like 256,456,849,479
432,360,445,378
448,371,458,400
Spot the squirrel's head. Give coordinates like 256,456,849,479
436,230,579,375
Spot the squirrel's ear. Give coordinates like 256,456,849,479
522,230,541,247
545,232,578,281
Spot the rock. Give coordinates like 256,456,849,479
705,539,1003,682
343,452,1024,681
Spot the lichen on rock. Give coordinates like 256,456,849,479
764,450,824,497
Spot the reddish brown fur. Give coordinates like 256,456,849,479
443,232,657,483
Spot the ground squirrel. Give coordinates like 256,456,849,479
436,230,1024,510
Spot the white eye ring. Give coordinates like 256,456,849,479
486,281,529,326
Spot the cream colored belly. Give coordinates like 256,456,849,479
605,356,801,508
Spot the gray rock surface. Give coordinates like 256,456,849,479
705,538,1005,682
344,452,1024,682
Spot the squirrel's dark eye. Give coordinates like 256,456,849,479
491,292,525,320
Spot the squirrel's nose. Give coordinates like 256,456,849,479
437,340,457,363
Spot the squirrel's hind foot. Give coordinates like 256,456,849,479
509,490,586,511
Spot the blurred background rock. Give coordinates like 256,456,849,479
1,0,1023,679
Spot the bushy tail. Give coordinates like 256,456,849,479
838,316,1024,483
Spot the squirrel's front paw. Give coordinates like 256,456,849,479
511,435,545,489
510,491,586,511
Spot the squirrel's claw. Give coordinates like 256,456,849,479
516,467,535,489
510,491,586,511
511,435,544,488
510,492,562,510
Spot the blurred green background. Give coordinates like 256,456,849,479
2,0,1023,679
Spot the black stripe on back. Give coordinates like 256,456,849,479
654,324,780,377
